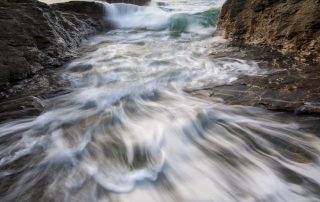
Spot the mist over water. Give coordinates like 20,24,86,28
1,1,320,202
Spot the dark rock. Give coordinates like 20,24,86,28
0,0,108,122
0,0,151,89
52,1,107,21
190,46,320,114
69,64,93,72
0,0,106,88
212,0,320,114
0,0,152,122
0,66,71,122
218,0,320,63
0,96,44,123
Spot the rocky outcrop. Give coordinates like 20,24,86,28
218,0,320,63
208,0,320,114
191,46,320,114
0,0,152,122
0,0,152,89
0,0,106,88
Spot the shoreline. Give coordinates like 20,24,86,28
1,0,319,124
190,43,320,115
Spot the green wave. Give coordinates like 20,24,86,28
169,8,220,36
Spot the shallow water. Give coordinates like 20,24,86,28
1,1,320,202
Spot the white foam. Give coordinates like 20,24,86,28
102,3,171,30
3,1,319,201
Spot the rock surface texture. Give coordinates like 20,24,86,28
0,0,150,122
0,0,106,88
218,0,320,63
205,0,320,114
191,58,320,114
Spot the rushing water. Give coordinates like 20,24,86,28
1,1,320,201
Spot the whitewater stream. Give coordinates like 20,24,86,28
1,1,320,201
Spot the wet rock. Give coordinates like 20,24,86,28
0,0,108,122
68,64,93,72
0,0,106,88
52,1,107,22
0,66,72,122
218,0,320,63
191,46,320,114
0,0,152,122
0,96,44,123
211,0,320,114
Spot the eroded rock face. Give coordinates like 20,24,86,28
0,0,106,87
218,0,320,63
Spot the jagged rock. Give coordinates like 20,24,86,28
0,0,151,122
0,0,106,88
0,0,108,122
0,0,151,89
218,0,320,63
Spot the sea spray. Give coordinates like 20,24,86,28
101,2,220,35
1,1,320,201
